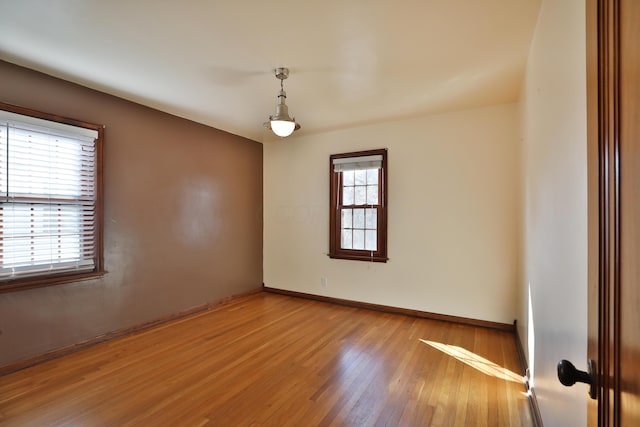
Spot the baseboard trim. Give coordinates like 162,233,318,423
514,320,544,427
263,286,514,332
514,319,528,376
0,287,263,377
528,387,544,427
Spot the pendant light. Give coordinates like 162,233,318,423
263,67,301,137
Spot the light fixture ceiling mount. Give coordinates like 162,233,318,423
263,67,301,138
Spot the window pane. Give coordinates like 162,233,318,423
355,170,366,185
353,208,365,228
343,186,354,205
5,128,93,199
353,229,365,250
341,208,352,229
341,229,352,249
365,208,377,229
365,230,377,251
367,185,379,205
1,203,84,269
354,185,366,205
366,168,378,185
342,170,354,186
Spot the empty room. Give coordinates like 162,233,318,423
2,0,639,426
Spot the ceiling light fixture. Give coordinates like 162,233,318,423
264,67,300,137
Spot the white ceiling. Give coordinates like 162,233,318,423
0,0,540,143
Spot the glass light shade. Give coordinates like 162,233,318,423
270,120,296,137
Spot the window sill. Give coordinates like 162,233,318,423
0,270,105,294
328,253,388,263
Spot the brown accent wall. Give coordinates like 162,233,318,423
0,60,263,366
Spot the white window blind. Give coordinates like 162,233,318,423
0,112,99,281
332,154,383,172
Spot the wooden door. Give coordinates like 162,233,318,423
587,0,640,425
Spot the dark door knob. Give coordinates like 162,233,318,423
557,359,597,399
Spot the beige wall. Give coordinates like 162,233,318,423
518,0,588,425
264,103,519,324
0,61,263,366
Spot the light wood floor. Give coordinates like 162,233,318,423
0,293,533,426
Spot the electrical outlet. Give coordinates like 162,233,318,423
321,277,328,288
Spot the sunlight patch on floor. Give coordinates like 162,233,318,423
420,339,523,383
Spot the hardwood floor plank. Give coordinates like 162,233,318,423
0,292,532,426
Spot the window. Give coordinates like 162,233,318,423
0,103,103,292
329,149,387,262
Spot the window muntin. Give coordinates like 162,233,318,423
329,149,387,262
0,103,103,291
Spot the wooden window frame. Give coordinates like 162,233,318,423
329,149,388,263
0,102,104,293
